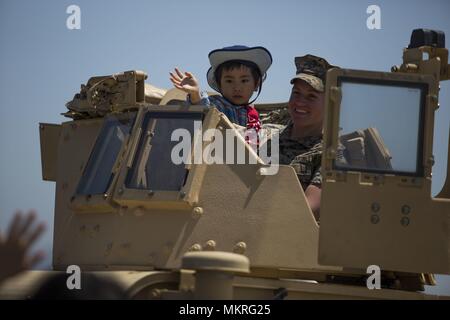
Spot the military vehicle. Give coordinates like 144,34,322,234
0,28,449,299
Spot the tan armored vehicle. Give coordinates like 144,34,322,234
1,29,449,299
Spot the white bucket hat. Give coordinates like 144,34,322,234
206,45,272,92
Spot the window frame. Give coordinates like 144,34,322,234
70,111,138,212
332,76,428,177
112,105,220,210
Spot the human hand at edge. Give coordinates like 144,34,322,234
0,210,46,283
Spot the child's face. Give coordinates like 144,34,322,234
219,65,258,105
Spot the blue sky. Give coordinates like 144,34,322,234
1,0,449,295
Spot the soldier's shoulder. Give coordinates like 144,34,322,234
259,107,290,125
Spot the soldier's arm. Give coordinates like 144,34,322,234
306,167,322,221
305,184,321,222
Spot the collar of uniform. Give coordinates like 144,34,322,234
281,123,323,146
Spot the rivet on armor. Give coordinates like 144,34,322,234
189,244,202,252
401,205,411,215
371,202,380,213
204,240,216,250
370,215,380,224
233,242,247,254
401,217,410,227
192,207,204,218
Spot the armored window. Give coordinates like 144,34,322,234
76,113,136,195
125,112,203,191
334,78,426,176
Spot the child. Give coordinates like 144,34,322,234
170,45,272,141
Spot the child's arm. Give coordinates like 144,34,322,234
169,67,203,104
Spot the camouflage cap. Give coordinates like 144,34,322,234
290,54,338,92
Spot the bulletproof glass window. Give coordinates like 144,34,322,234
334,78,426,176
76,113,136,195
125,112,203,191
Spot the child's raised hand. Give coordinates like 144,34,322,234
169,67,200,96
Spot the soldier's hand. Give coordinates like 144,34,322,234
0,210,46,282
169,68,201,102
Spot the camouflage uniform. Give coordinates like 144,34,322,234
260,108,290,126
278,123,323,190
266,54,339,190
